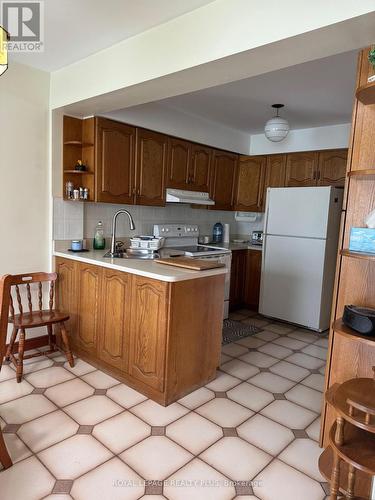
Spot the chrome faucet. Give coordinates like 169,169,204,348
107,209,136,257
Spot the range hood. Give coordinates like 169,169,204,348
166,188,215,205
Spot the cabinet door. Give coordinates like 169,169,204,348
243,250,262,310
129,276,169,391
76,263,102,355
166,138,191,189
285,152,318,187
211,151,238,210
189,144,212,192
98,269,131,371
136,129,168,206
229,250,247,310
55,258,78,343
96,118,136,204
234,156,266,212
317,149,347,187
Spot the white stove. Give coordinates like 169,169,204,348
153,224,231,319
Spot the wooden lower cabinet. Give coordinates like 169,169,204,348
229,250,247,309
75,263,102,356
243,250,262,310
128,276,168,392
55,257,224,405
97,269,131,371
229,249,262,311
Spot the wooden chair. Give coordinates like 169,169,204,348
0,275,13,468
4,272,74,383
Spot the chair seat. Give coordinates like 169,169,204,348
10,310,69,328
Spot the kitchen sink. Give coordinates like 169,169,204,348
103,249,160,260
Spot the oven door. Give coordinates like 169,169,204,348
192,253,231,319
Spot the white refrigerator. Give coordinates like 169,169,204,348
259,186,343,332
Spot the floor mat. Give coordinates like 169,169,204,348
222,318,263,344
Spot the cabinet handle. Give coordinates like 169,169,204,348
137,188,140,195
313,171,317,180
317,170,321,180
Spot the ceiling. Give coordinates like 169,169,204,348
149,50,358,134
9,0,215,71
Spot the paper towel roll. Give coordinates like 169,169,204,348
223,223,230,243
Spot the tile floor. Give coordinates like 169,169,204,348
0,310,331,500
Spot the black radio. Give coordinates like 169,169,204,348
343,305,375,337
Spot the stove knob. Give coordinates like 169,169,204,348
187,228,191,232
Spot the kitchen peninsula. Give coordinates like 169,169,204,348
54,245,226,406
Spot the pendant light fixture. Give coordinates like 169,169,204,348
0,26,8,77
264,104,290,142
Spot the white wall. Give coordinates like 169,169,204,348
249,123,350,155
0,62,50,275
103,102,250,154
51,0,375,113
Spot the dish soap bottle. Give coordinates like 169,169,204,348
212,222,223,243
93,221,105,250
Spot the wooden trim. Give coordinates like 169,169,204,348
341,249,375,261
6,334,51,353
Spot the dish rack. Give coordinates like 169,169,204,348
129,236,165,251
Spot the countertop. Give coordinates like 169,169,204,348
209,240,263,252
53,243,227,283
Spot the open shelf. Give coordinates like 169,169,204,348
348,169,375,178
63,170,94,175
341,249,375,261
319,446,371,499
332,319,375,346
64,141,94,147
356,81,375,105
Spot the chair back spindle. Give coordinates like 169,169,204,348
6,273,58,316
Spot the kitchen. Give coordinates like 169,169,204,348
1,3,375,499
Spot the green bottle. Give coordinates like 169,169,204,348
93,221,105,250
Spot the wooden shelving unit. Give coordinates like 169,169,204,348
348,169,375,178
356,81,375,105
63,116,95,202
332,319,375,346
340,249,375,261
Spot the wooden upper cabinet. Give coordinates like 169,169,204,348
234,156,266,212
285,152,318,187
317,149,347,187
98,269,131,371
265,154,287,189
211,151,238,210
136,129,168,206
167,138,191,189
95,118,136,204
129,276,169,392
189,144,212,192
76,263,102,356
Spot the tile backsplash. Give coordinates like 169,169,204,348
53,198,264,242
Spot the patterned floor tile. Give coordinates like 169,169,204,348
164,458,236,500
166,412,222,454
270,360,310,382
0,456,55,499
130,400,189,426
285,384,323,413
0,378,34,404
227,382,274,412
248,372,295,393
285,353,326,370
261,400,317,429
18,409,79,452
205,371,241,391
258,342,293,359
44,378,95,407
0,394,57,424
253,459,324,500
71,457,144,500
106,383,148,408
239,351,279,368
220,359,260,380
178,387,215,409
3,433,32,463
306,417,321,442
196,398,253,427
25,366,74,388
279,438,325,481
300,373,325,392
200,437,272,481
93,411,151,454
120,436,192,480
238,414,294,455
301,344,328,361
81,370,121,389
38,434,113,479
64,395,123,425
